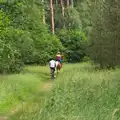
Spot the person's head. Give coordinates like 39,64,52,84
50,57,53,61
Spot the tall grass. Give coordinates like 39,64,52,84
0,66,50,115
20,63,120,120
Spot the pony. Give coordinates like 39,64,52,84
55,61,62,74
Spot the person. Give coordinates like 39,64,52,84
49,58,56,79
56,51,62,67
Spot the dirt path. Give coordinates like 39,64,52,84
0,117,8,120
40,82,52,91
1,81,53,120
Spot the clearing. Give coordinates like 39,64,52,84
0,63,120,120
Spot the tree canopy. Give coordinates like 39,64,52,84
0,0,120,72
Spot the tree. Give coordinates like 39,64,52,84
60,0,65,17
74,0,101,34
50,0,55,34
67,0,70,7
0,0,63,73
89,0,120,68
42,0,46,24
0,10,23,73
71,0,74,8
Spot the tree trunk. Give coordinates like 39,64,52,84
60,0,65,17
50,0,55,34
71,0,74,8
67,0,70,7
42,0,45,24
60,0,66,29
55,0,58,5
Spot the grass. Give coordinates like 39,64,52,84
15,63,120,120
1,63,120,120
0,65,50,117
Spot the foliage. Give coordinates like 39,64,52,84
0,0,95,73
88,0,120,69
74,0,96,34
58,29,88,62
64,7,82,30
0,0,63,73
6,0,63,65
1,0,120,72
0,10,23,73
82,56,91,62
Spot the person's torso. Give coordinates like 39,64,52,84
56,54,61,60
50,60,55,68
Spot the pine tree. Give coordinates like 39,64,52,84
89,0,120,68
50,0,55,34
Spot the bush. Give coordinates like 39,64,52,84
82,56,91,62
0,10,23,73
58,29,88,62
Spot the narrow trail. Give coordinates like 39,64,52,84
0,116,9,120
0,66,63,120
40,82,52,91
1,81,53,120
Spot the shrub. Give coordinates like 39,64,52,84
58,29,88,62
82,56,91,62
0,10,23,73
